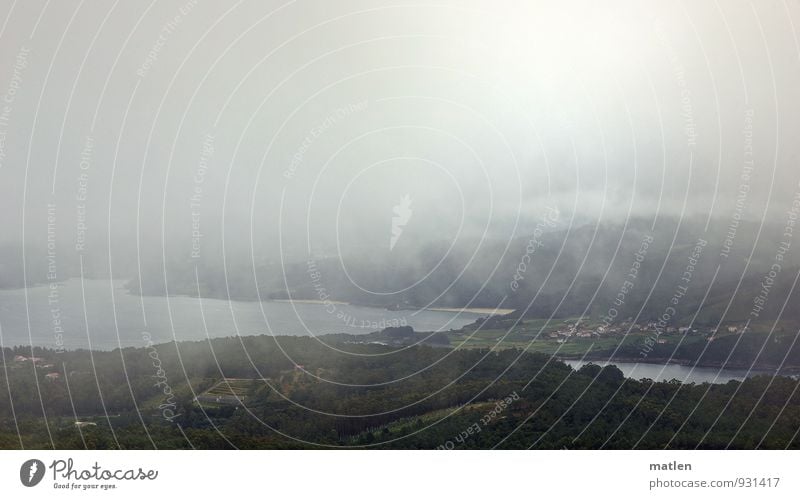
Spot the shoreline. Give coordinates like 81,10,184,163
272,298,350,306
425,307,514,315
557,354,800,375
10,332,800,377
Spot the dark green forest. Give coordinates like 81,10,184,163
2,334,799,449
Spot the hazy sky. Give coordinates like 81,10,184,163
0,0,799,262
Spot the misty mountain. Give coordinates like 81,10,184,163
120,215,800,325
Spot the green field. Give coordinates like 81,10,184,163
195,378,259,406
447,317,708,356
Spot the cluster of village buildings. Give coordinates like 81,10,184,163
543,319,743,343
8,354,61,381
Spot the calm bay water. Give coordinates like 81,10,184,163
2,280,789,385
563,359,785,384
0,279,482,350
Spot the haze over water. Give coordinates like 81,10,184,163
0,279,481,350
